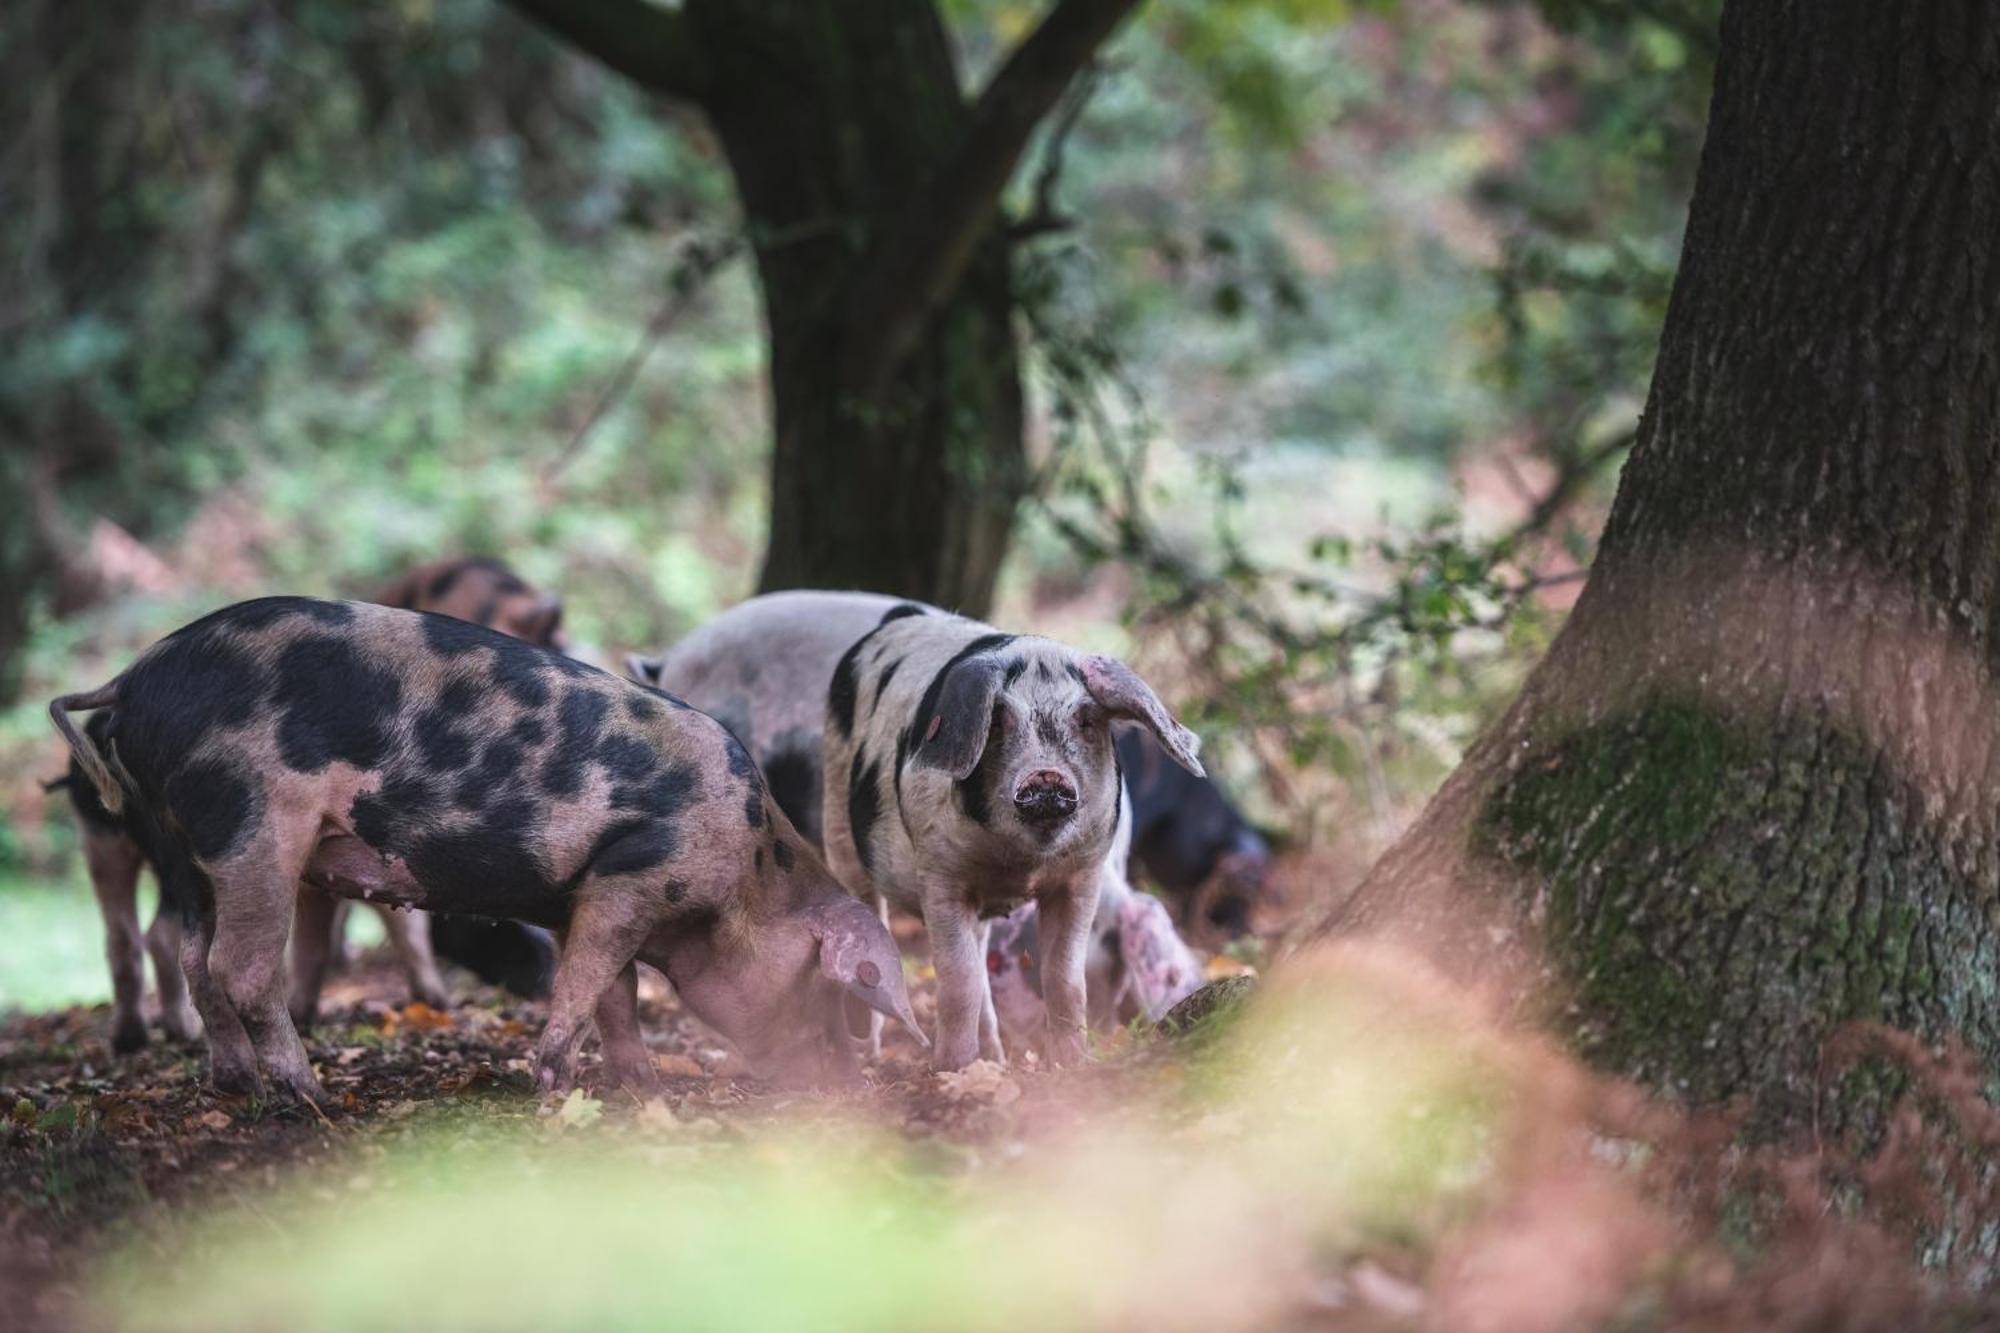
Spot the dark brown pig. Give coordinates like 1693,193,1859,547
51,597,920,1102
374,556,566,648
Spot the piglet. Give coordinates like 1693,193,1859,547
51,597,921,1102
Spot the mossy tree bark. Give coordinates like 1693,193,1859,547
505,0,1140,616
1330,0,2000,1132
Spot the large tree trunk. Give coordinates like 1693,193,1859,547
695,3,1025,614
1330,0,2000,1134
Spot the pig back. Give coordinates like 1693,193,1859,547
656,591,921,846
108,597,731,924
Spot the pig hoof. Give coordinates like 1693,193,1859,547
416,984,451,1011
162,1008,203,1043
612,1059,662,1097
282,1077,330,1108
111,1017,149,1055
210,1065,261,1097
1041,1032,1088,1069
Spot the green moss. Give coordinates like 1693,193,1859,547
1474,692,1990,1125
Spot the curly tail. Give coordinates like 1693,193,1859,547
49,680,123,817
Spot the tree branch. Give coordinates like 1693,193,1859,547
1496,427,1636,554
839,0,1143,397
500,0,709,101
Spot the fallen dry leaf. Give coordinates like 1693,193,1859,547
398,1002,455,1032
654,1053,705,1079
197,1109,232,1131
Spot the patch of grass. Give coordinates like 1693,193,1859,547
0,870,385,1014
0,871,114,1011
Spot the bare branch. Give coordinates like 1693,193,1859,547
1496,427,1636,554
500,0,709,101
538,234,743,490
1015,60,1106,240
838,0,1143,397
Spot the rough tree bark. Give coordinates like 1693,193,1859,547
1329,0,2000,1132
505,0,1140,616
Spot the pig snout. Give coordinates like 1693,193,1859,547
1013,769,1079,824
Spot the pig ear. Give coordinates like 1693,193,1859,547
817,909,928,1048
1080,655,1204,776
624,652,665,688
913,657,1005,781
523,596,564,647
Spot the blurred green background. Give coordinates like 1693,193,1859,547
0,0,1714,1008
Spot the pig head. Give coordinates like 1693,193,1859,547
635,591,1208,1071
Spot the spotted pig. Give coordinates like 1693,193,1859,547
634,593,1211,1059
374,556,566,649
50,557,570,1055
636,590,1203,1071
50,597,920,1102
49,708,449,1054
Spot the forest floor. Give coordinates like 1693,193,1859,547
4,939,1293,1333
7,925,1995,1332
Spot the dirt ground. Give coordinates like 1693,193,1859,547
3,943,1149,1332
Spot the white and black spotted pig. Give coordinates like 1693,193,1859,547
636,591,1203,1070
824,602,1204,1070
632,592,1210,1059
49,597,921,1103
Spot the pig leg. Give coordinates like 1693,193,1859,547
975,920,1005,1064
208,840,325,1103
145,902,200,1042
376,907,451,1010
925,894,988,1072
1036,878,1101,1067
181,905,260,1094
534,896,652,1094
83,826,149,1053
591,962,659,1095
288,886,339,1029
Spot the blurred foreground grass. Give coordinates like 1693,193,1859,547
96,950,1539,1333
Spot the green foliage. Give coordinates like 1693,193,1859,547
3,0,1720,858
1001,0,1713,819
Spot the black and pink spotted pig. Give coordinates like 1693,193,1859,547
51,597,920,1103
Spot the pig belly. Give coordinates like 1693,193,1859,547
304,834,427,910
304,832,571,928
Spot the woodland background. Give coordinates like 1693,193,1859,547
0,0,1707,1005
